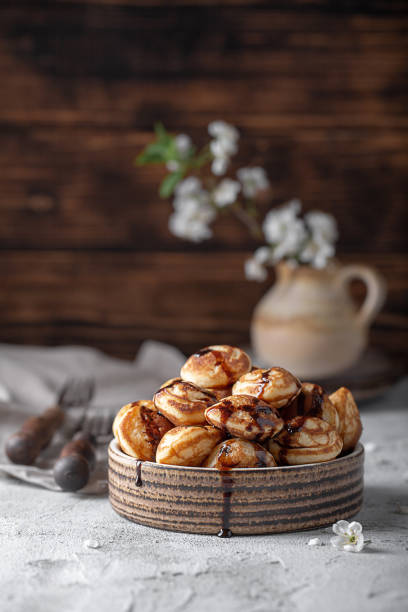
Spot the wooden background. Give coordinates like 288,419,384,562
0,0,407,366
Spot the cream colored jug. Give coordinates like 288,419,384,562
251,261,386,379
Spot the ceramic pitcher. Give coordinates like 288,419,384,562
251,261,386,379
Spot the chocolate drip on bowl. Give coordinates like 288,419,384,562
135,460,143,487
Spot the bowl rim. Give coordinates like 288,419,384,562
109,438,364,473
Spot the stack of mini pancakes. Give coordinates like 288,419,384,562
112,345,362,469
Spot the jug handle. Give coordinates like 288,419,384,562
336,264,387,327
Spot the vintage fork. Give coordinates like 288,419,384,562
5,377,94,465
53,408,114,491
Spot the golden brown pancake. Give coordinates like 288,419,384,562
267,416,343,465
329,387,362,452
280,382,340,431
156,425,223,466
115,401,173,461
203,438,277,469
205,394,284,442
153,378,216,426
232,367,301,409
180,345,251,389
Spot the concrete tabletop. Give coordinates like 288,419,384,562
1,380,407,612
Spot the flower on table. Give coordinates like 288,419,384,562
237,167,270,198
212,179,241,207
308,537,322,546
330,520,365,552
208,120,239,176
169,177,215,242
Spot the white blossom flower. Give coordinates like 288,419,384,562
299,236,335,269
166,135,192,171
208,120,239,176
212,179,241,207
299,210,338,268
330,520,365,552
166,160,180,172
170,178,215,242
263,199,302,244
262,199,307,263
169,208,213,242
253,246,273,265
210,137,238,159
305,211,338,244
244,257,268,282
174,177,202,198
175,133,192,158
208,120,239,142
237,167,269,198
211,157,229,176
308,537,322,546
244,246,274,282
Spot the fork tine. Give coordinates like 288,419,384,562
58,378,95,407
81,411,114,439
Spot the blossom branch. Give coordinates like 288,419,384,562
230,202,263,241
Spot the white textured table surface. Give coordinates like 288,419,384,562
1,380,407,612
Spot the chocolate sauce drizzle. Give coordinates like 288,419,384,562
216,397,279,441
135,460,143,487
194,347,235,385
285,416,307,434
256,368,272,398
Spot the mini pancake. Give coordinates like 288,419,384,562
116,401,173,461
267,416,343,465
232,367,301,409
329,387,362,451
156,425,223,466
203,438,277,469
205,394,284,442
180,345,251,389
153,378,217,426
280,382,340,431
112,402,138,440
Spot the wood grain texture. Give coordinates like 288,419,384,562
108,439,364,535
0,251,406,359
0,2,407,364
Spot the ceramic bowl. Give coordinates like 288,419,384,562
108,439,364,536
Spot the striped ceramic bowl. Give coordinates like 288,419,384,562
108,439,364,536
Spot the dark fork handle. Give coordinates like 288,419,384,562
53,432,96,492
5,406,64,465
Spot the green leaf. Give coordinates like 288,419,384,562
135,141,168,165
159,170,184,198
154,122,172,146
135,152,163,165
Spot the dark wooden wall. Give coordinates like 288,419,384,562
1,1,407,363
